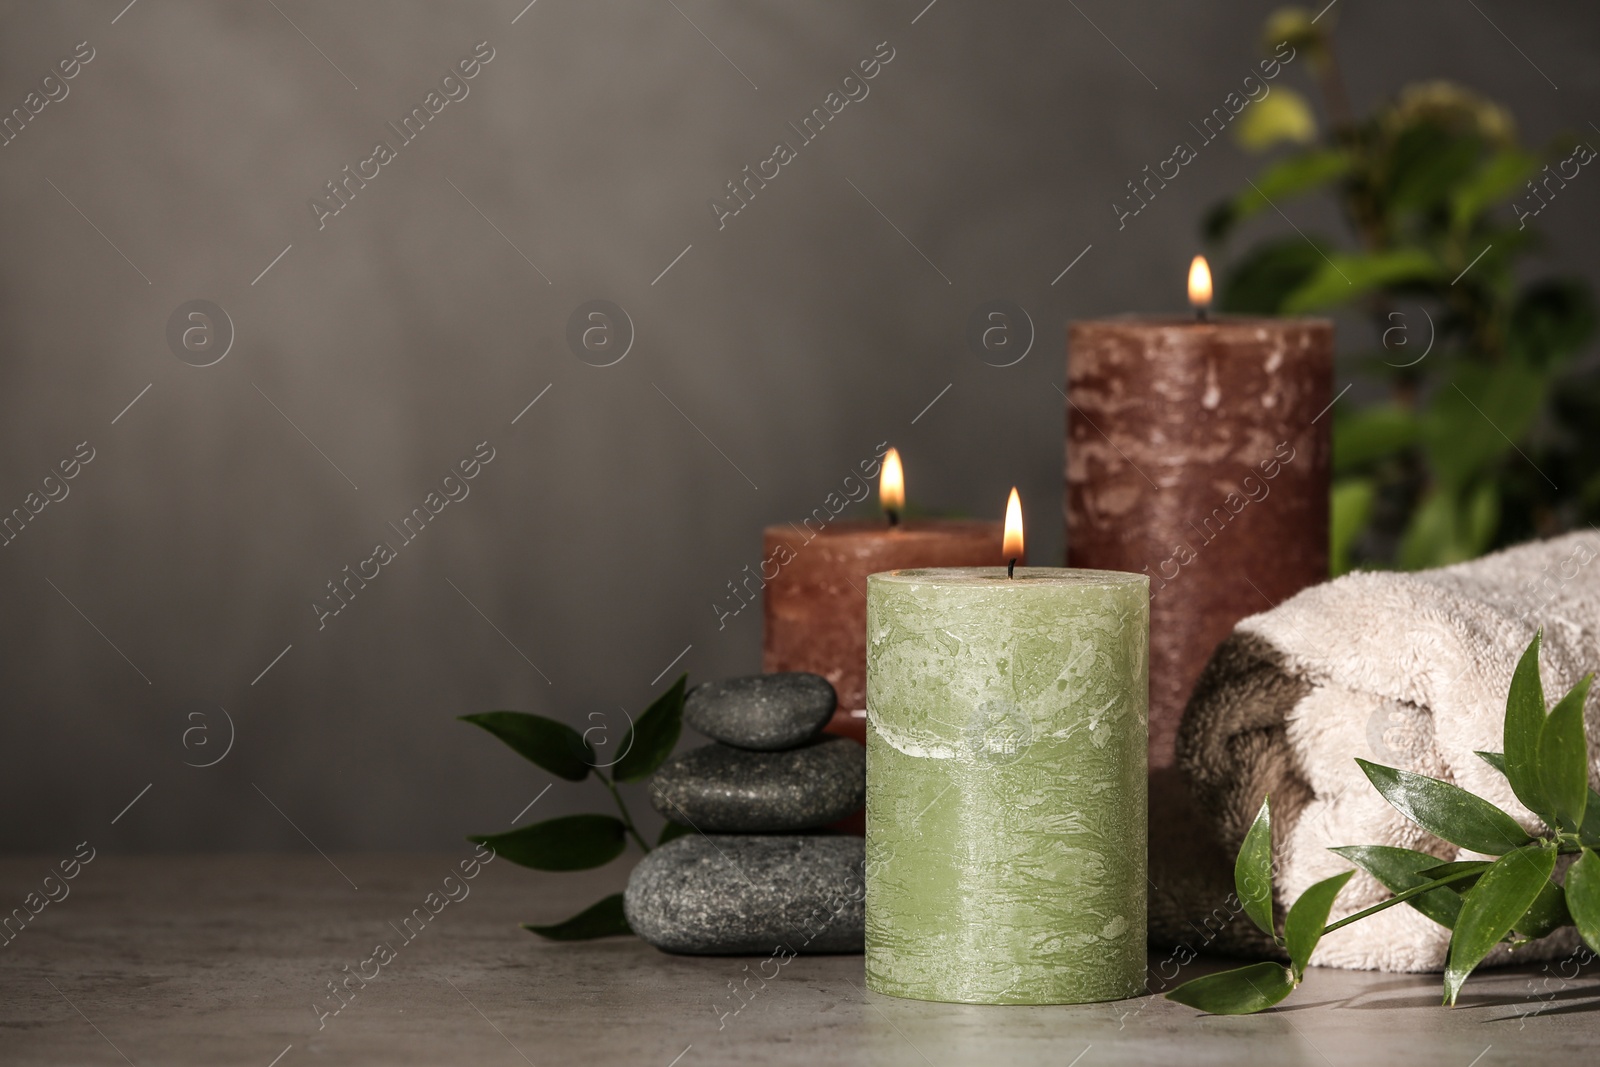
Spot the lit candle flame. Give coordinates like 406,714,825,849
881,447,905,522
1188,254,1213,309
1003,487,1024,567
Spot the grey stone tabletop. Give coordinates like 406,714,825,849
2,854,1596,1066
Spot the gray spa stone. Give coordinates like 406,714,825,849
624,834,865,954
684,673,836,751
649,737,864,832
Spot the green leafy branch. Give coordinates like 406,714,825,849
1206,8,1599,572
1167,631,1600,1013
458,674,688,940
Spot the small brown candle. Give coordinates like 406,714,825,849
1066,259,1331,772
763,450,1008,746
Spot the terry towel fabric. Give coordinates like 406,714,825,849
1159,531,1600,972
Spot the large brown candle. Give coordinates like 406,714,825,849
1065,262,1331,772
762,451,1008,745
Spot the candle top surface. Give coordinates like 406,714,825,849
1071,313,1331,330
764,518,999,540
874,566,1147,588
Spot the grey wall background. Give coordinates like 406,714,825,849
1,0,1596,854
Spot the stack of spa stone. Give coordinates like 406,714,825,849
623,673,867,955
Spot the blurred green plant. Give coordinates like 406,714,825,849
1207,8,1599,573
1168,630,1600,1014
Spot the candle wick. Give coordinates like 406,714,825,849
886,508,900,528
1195,306,1209,323
1008,558,1016,579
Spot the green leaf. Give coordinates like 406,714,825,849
612,674,687,784
1564,847,1600,953
1423,362,1547,494
1463,481,1500,556
1582,790,1600,848
657,821,693,846
1503,632,1550,822
1356,758,1533,856
1513,877,1571,940
1415,861,1490,902
523,893,632,940
1165,962,1296,1015
459,712,592,782
1234,89,1320,152
1507,279,1597,370
1330,478,1376,577
1396,489,1456,571
1443,844,1556,1005
1284,871,1354,977
1397,484,1500,571
1450,148,1537,232
1482,749,1600,845
1282,249,1443,315
1333,406,1420,475
1235,795,1275,939
1417,860,1492,883
1329,845,1469,929
1384,123,1485,215
469,814,627,871
1217,237,1330,315
1208,148,1348,240
1537,674,1594,832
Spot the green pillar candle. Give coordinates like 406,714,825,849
865,566,1148,1004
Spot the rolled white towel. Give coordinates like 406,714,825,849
1172,531,1600,972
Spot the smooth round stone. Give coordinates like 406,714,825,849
649,738,864,832
625,834,865,954
684,673,836,751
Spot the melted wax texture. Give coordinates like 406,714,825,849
865,568,1148,1004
